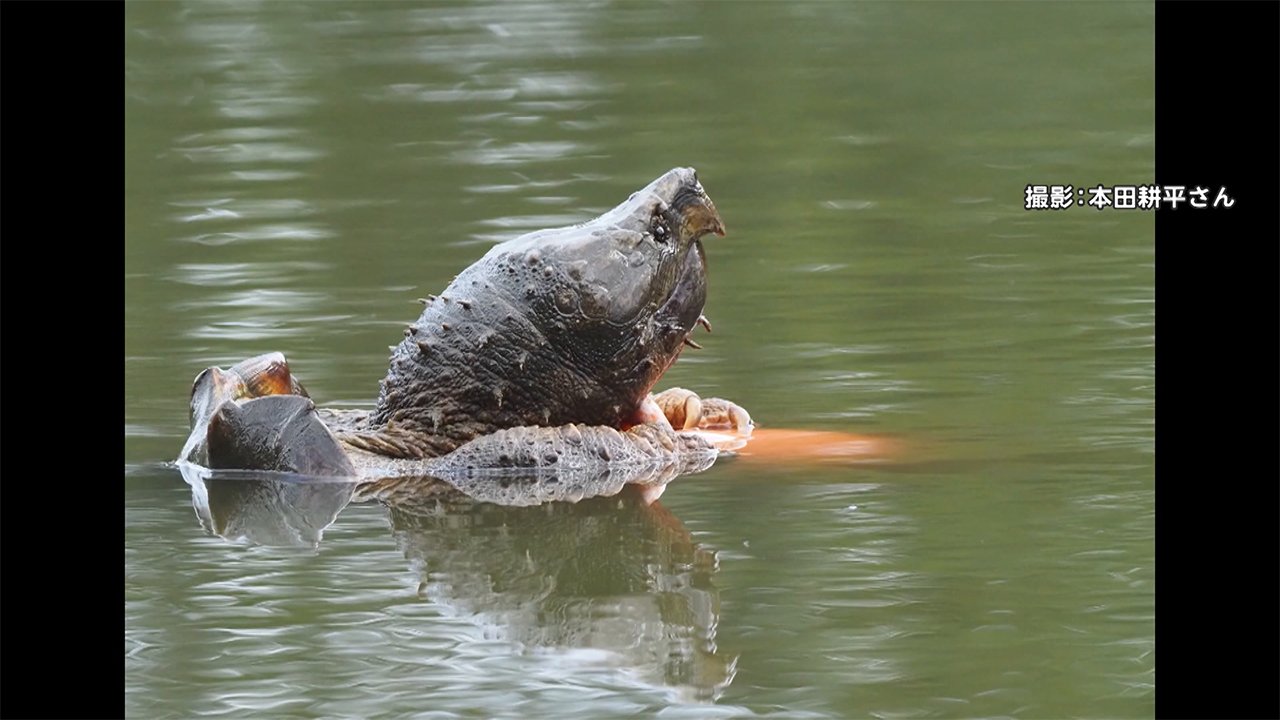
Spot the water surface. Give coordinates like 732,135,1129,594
126,3,1154,717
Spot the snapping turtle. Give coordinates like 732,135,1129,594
182,168,751,481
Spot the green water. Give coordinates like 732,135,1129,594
126,2,1154,717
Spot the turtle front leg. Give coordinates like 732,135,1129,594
651,387,753,435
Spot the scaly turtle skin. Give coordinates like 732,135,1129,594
182,168,750,478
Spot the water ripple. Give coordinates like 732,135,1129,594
174,141,325,165
171,261,329,287
172,198,317,223
450,140,586,166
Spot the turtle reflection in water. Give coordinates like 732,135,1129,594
179,463,737,701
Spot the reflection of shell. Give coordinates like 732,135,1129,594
178,463,354,548
387,489,737,701
176,463,739,700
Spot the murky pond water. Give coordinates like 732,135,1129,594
126,2,1153,717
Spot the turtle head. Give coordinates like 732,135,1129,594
484,168,726,419
613,166,724,377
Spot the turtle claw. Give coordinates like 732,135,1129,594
652,387,703,430
651,387,752,436
697,314,712,333
695,397,753,435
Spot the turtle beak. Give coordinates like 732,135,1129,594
674,188,726,241
698,198,727,238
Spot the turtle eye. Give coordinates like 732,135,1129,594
650,212,670,244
